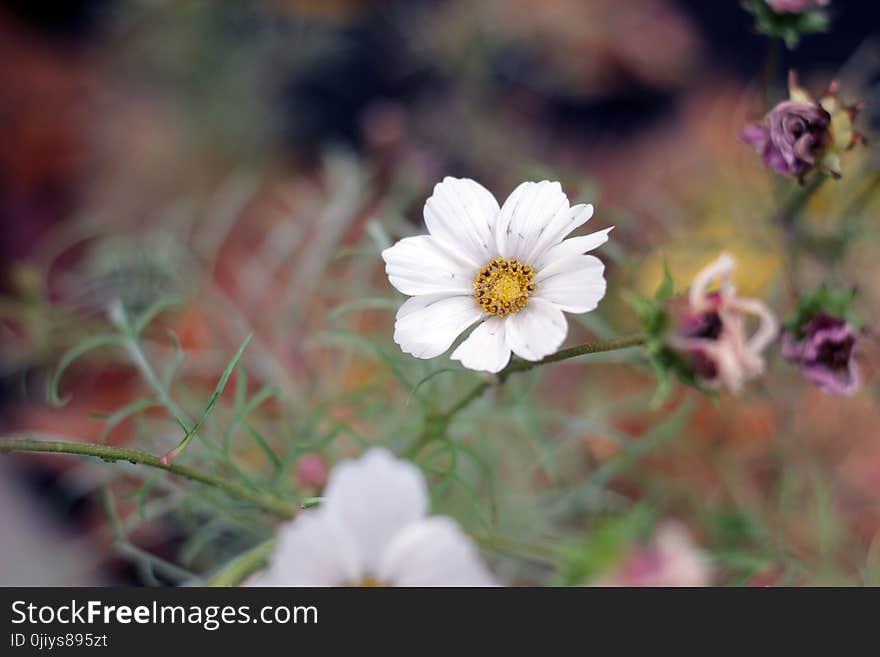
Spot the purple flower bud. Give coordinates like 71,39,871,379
741,71,865,180
766,0,829,14
782,313,860,396
741,100,831,179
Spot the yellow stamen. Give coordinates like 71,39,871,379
473,257,536,317
356,575,387,587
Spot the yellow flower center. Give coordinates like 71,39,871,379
355,575,387,587
473,257,536,317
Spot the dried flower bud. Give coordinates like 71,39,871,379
782,313,861,396
741,71,864,181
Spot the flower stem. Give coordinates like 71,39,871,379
473,532,559,567
775,174,828,297
0,437,294,519
407,333,645,457
764,37,782,107
498,333,647,378
206,538,278,586
775,173,827,224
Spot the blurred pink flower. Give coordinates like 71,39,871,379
671,253,778,394
296,453,330,489
766,0,829,14
782,314,861,397
596,522,712,587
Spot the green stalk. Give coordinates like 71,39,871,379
206,538,278,587
408,334,645,457
0,438,294,519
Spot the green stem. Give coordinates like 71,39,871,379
775,173,827,224
764,37,782,108
474,532,559,567
206,538,278,586
408,334,645,457
0,438,294,519
498,333,647,378
775,174,828,297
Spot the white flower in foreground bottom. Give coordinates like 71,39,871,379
255,448,496,586
382,177,611,373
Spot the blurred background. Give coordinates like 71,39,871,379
1,0,879,586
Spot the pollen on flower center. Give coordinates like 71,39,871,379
473,257,536,317
355,575,388,587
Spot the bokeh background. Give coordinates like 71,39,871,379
1,0,879,586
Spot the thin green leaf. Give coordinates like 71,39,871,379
132,294,186,335
47,334,126,406
99,397,162,444
163,333,253,463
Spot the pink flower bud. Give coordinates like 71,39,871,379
296,453,329,489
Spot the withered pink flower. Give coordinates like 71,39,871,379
595,522,712,587
782,313,861,396
741,100,830,178
766,0,829,13
671,253,778,394
741,71,864,181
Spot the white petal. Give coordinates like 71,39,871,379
525,202,595,265
322,448,429,573
732,297,779,354
423,177,499,267
533,226,613,271
689,252,736,312
377,516,497,586
393,294,482,359
534,254,606,313
504,298,568,361
255,510,361,586
495,181,570,261
450,317,511,373
382,235,473,296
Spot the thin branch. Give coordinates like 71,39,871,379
408,334,645,457
205,538,277,587
0,437,294,519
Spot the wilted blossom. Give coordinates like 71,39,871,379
595,522,712,587
741,71,864,181
766,0,829,14
782,313,860,396
670,253,778,394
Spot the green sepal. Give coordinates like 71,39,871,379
783,284,859,338
741,0,829,49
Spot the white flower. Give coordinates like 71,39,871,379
382,177,611,373
254,448,496,586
